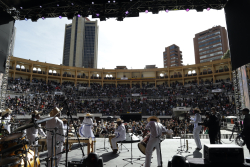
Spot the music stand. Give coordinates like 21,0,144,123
122,133,147,167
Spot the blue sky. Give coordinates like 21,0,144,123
14,9,227,69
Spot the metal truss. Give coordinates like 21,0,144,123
232,70,242,118
0,0,228,21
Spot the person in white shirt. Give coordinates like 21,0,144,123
111,118,126,154
46,107,65,167
166,126,173,139
79,113,95,138
143,116,167,167
26,110,46,155
190,108,202,150
1,108,13,134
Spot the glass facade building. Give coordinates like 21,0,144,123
193,26,229,64
62,17,98,68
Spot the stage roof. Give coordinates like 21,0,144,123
0,0,228,21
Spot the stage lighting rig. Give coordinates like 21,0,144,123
117,16,123,21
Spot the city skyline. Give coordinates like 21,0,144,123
13,9,227,69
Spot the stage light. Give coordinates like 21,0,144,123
25,18,28,21
71,3,74,5
117,16,123,21
108,1,110,3
59,16,62,19
57,4,59,6
40,6,42,8
145,10,148,13
113,0,115,2
206,4,212,11
165,9,169,13
78,14,81,17
96,13,100,17
186,8,190,12
92,2,94,4
125,11,129,15
207,7,211,11
20,7,23,9
42,17,45,20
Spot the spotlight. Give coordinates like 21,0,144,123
71,3,74,5
78,14,81,17
96,13,100,17
125,11,129,15
206,4,212,11
92,2,94,4
113,0,115,2
57,4,59,6
117,16,123,21
25,18,28,21
152,8,159,14
40,6,42,8
196,6,203,12
108,1,110,3
185,5,190,12
20,7,23,9
186,8,190,12
42,17,45,20
59,15,62,19
165,9,169,13
207,7,211,11
145,10,148,13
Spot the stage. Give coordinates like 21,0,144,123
38,138,250,167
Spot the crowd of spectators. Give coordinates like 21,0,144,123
5,77,236,117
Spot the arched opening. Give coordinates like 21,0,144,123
16,65,20,69
188,71,192,75
37,68,41,71
49,70,52,73
33,67,37,71
110,74,113,77
53,70,57,74
106,74,110,77
160,73,164,77
21,65,25,69
192,70,196,74
96,74,99,77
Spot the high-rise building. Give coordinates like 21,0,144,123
193,26,229,64
163,44,183,68
62,17,98,68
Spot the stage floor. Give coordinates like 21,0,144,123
39,138,250,167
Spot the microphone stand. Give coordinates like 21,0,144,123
63,100,85,167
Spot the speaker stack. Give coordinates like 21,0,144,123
168,144,249,167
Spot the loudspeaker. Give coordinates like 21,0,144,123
224,1,250,70
120,113,142,122
204,144,244,164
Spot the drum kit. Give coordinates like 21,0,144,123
0,117,54,167
0,129,40,167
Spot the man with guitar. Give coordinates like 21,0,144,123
143,116,167,167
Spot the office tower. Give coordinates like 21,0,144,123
193,26,229,64
163,44,183,68
62,17,98,68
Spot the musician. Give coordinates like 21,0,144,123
190,108,202,150
211,107,221,144
62,118,68,135
1,108,13,133
199,111,218,144
241,108,250,154
111,118,126,154
26,110,46,155
79,113,95,138
143,116,167,167
46,107,65,167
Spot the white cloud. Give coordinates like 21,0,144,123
14,9,227,69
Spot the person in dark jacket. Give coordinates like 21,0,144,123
241,108,250,153
199,111,218,144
